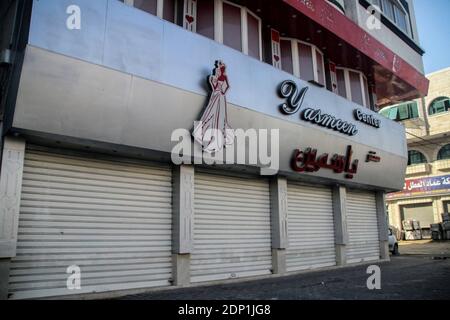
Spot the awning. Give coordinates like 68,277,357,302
283,0,429,105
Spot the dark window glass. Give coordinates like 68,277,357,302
134,0,158,15
398,104,409,120
388,107,398,120
380,101,418,121
315,50,325,85
408,150,427,165
438,145,450,160
336,69,346,98
349,71,363,106
394,4,408,33
428,97,450,115
382,0,395,20
223,2,242,52
379,107,390,118
163,0,175,22
363,77,371,109
298,43,314,81
247,12,260,59
280,40,293,74
197,0,215,39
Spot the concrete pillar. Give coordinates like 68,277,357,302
0,137,26,299
435,199,444,223
332,185,348,266
376,191,390,261
0,259,10,300
269,177,288,274
171,165,194,286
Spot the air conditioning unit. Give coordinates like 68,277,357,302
0,49,12,65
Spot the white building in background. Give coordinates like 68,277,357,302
382,68,450,236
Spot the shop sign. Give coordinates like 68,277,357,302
291,145,359,179
354,109,381,128
193,61,234,153
278,80,359,136
387,174,450,199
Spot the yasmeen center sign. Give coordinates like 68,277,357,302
192,63,383,180
277,79,382,180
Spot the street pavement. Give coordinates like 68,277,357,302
119,241,450,300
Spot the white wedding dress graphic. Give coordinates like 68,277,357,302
193,61,234,153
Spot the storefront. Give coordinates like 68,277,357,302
387,175,450,233
0,0,428,299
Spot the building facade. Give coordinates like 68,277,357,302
0,0,427,299
383,68,450,235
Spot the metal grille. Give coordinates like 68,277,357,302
8,150,172,299
191,171,272,283
286,182,336,272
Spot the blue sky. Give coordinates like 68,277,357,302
414,0,450,74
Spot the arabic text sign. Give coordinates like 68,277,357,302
387,175,450,199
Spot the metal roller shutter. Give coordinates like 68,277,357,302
346,190,380,264
286,182,336,272
401,203,434,229
9,149,172,299
191,171,272,283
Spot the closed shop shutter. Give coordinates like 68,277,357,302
401,203,434,228
191,171,272,283
286,182,336,272
9,149,172,299
346,190,380,264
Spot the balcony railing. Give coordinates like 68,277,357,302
406,163,431,176
435,159,450,172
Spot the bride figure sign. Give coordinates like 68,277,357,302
193,61,235,153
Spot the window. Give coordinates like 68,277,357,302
131,0,176,23
134,0,158,15
222,1,262,59
336,68,346,99
280,38,326,86
428,97,450,116
408,150,427,165
438,144,450,161
196,0,215,39
349,70,364,106
178,1,262,60
335,67,371,108
379,101,419,121
247,11,261,59
369,0,410,35
298,42,315,82
163,0,176,23
223,2,242,52
393,4,407,33
381,0,395,20
280,40,293,74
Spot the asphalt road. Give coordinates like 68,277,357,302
119,243,450,300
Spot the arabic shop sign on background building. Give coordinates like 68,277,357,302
387,175,450,199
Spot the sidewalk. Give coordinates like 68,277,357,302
399,240,450,257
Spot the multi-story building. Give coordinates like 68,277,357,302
382,68,450,236
0,0,428,299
